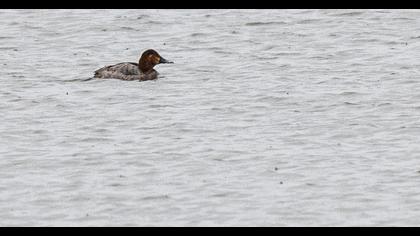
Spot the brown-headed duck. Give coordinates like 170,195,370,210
94,49,173,81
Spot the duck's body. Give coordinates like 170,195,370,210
93,49,172,81
94,62,158,81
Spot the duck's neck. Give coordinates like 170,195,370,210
138,57,154,74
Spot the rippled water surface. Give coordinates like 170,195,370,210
2,9,420,226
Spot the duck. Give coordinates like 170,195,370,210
94,49,173,81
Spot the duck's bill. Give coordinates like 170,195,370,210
159,57,174,64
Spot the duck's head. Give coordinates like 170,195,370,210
138,49,173,73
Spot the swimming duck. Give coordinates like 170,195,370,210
94,49,173,81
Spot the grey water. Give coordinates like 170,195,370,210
1,9,420,226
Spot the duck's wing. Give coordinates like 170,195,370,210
94,62,141,80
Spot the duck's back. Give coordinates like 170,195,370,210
94,62,140,80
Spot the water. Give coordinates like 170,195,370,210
1,9,420,226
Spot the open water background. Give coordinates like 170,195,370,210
1,9,420,226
